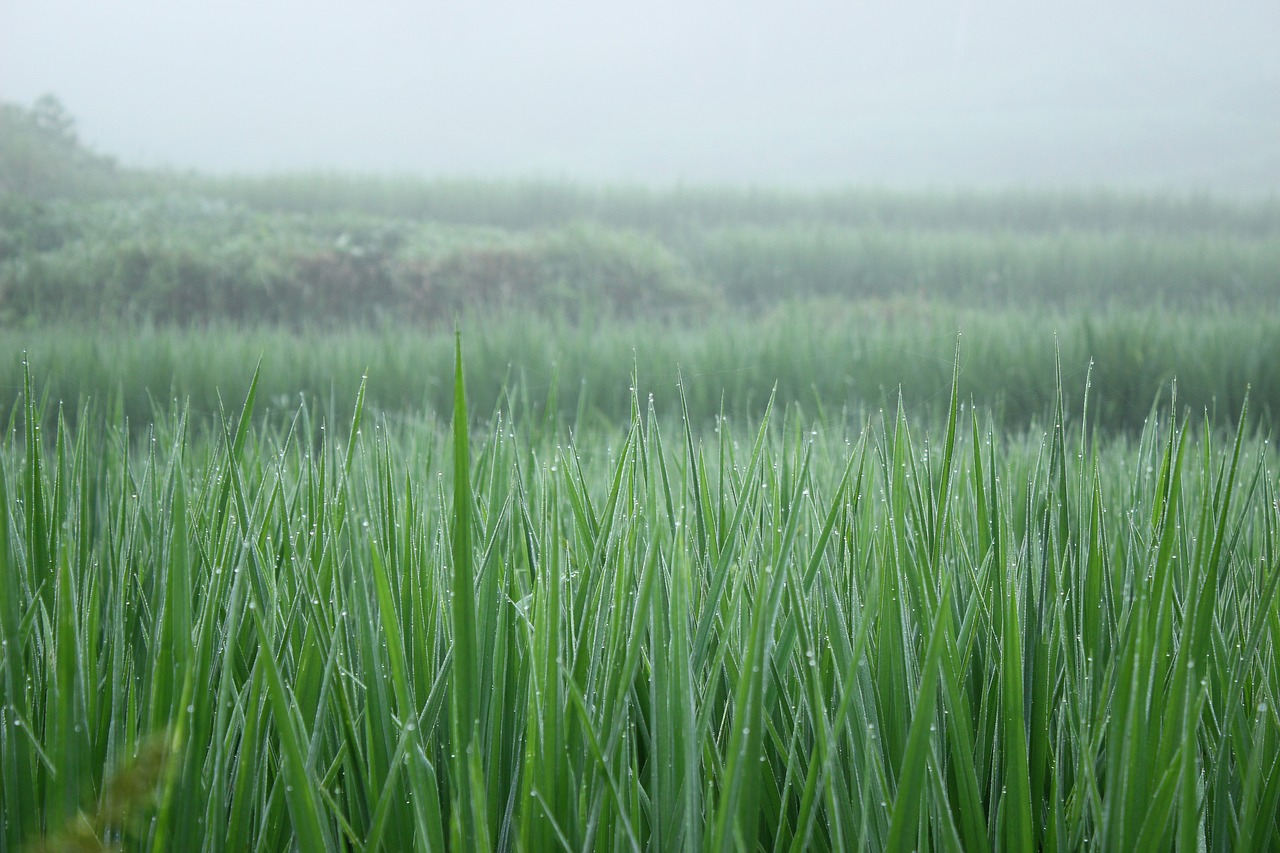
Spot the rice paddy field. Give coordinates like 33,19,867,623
3,168,1280,850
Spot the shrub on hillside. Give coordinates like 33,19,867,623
395,224,720,321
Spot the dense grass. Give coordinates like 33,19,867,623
3,351,1279,850
4,305,1278,436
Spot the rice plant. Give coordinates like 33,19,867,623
2,346,1279,851
4,305,1280,437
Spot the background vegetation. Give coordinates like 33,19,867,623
2,96,1279,433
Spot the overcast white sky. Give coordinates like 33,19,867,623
2,0,1278,188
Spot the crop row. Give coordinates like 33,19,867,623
4,306,1278,435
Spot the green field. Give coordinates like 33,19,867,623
3,98,1280,850
5,352,1280,851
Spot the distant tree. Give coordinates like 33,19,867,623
0,94,119,198
30,94,79,146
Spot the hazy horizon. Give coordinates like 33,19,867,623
3,0,1278,190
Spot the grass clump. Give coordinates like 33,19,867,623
3,349,1279,850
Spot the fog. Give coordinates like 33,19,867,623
2,0,1277,189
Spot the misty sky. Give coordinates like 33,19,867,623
2,0,1278,188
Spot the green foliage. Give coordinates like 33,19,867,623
5,197,1278,325
2,357,1279,850
687,222,1280,309
395,222,717,321
0,199,718,325
3,304,1278,435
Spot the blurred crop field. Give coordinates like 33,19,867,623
4,183,1280,434
3,97,1280,850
